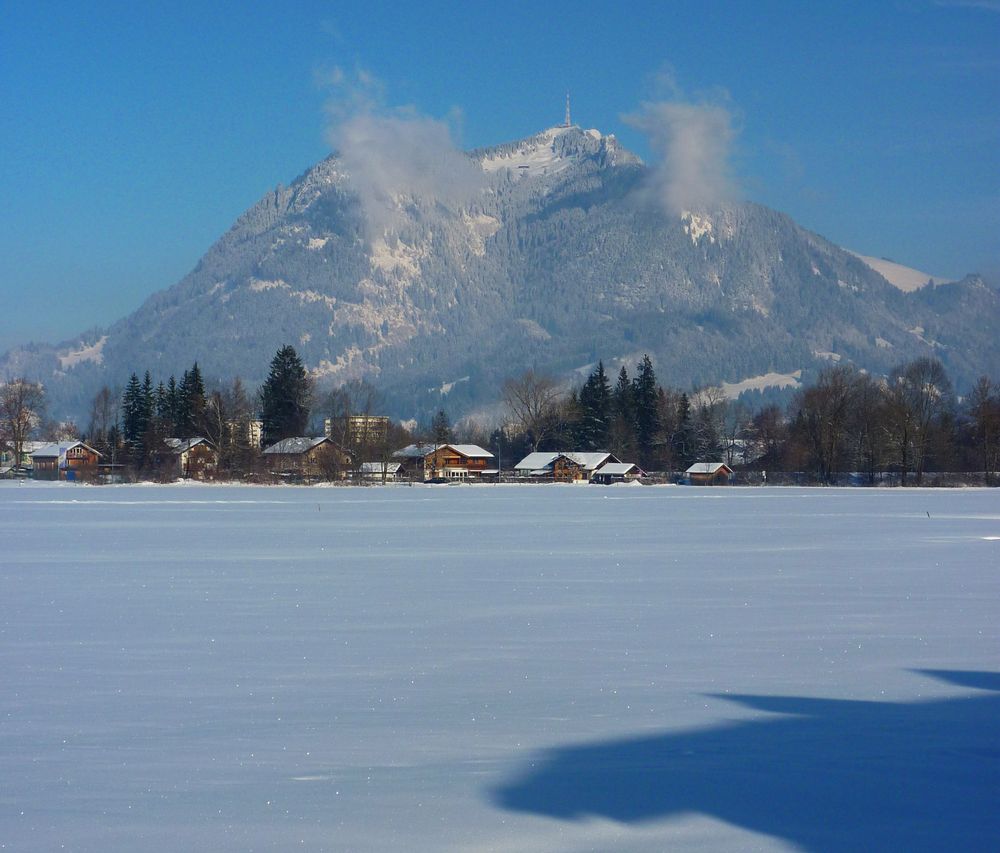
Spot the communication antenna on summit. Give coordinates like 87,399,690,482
564,92,572,127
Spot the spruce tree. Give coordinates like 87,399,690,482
673,393,695,468
177,363,206,438
633,355,660,467
121,373,144,458
165,376,180,433
260,346,311,447
577,361,611,450
431,409,453,445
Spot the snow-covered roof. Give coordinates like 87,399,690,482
263,436,329,455
514,451,617,472
686,462,732,475
393,443,436,458
393,443,494,460
164,437,213,454
31,440,99,459
360,461,402,474
513,452,558,471
563,452,615,471
448,444,494,459
596,463,641,476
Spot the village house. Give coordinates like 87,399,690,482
262,436,349,478
392,443,496,481
164,437,218,480
685,461,734,485
358,461,402,482
590,462,645,485
30,441,102,481
514,451,621,482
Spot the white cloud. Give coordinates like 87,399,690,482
321,68,485,237
624,93,738,216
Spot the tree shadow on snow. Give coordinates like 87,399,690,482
490,670,999,851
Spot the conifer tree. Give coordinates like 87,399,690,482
431,409,453,445
633,355,660,467
577,361,611,450
608,366,637,458
260,346,311,447
177,363,206,438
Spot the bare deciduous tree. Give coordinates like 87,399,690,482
502,369,564,451
0,378,45,472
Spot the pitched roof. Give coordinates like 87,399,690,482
448,444,494,459
514,451,559,471
686,461,732,475
31,440,101,459
562,452,616,471
596,462,641,476
393,443,494,460
360,461,402,474
164,437,213,454
262,436,330,455
393,443,437,458
513,451,617,472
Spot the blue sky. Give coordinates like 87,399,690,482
2,1,998,352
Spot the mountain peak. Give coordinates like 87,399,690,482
475,124,638,177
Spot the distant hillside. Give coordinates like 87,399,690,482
3,124,997,423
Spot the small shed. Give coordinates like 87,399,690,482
590,462,644,485
685,461,734,485
359,461,402,482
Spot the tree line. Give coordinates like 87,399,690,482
3,347,999,485
496,356,1000,485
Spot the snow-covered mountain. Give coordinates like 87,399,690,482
3,124,997,422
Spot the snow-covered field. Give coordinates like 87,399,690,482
2,483,997,852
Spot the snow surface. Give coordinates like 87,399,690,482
479,127,577,177
719,370,803,400
1,482,997,851
849,252,953,292
57,335,108,369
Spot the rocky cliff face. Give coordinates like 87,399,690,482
4,125,997,422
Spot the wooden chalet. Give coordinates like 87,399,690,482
392,443,495,481
514,451,620,482
262,436,349,478
164,437,218,480
685,461,734,485
31,441,102,481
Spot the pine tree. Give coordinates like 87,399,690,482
610,365,637,458
673,393,696,469
260,346,311,447
165,376,180,433
177,363,206,438
121,373,152,468
577,361,611,450
431,409,453,445
633,355,660,468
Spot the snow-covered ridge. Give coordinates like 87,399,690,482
849,252,953,292
477,125,630,178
